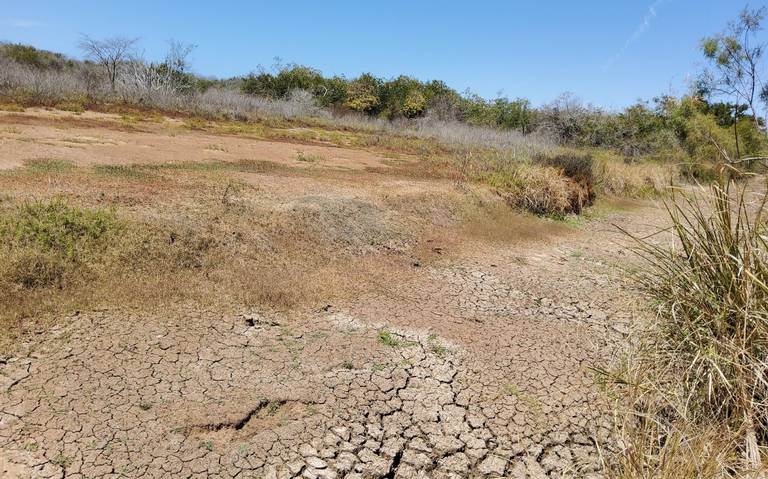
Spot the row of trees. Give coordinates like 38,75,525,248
240,63,536,128
235,5,768,158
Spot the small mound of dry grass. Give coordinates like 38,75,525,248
484,163,574,216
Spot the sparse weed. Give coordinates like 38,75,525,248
427,333,447,356
377,330,402,348
295,150,325,163
264,401,281,416
205,143,227,152
24,158,75,174
51,454,72,468
371,363,387,372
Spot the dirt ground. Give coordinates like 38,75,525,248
0,109,667,478
0,109,400,172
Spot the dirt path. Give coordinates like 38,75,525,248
0,194,665,478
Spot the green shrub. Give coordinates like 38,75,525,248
3,200,118,255
0,43,68,69
345,74,381,113
0,199,120,288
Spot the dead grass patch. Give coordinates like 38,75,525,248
594,151,677,197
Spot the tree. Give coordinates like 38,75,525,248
78,35,138,92
345,73,381,113
699,7,767,129
158,40,197,93
120,40,196,102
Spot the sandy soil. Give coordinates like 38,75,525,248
0,110,667,478
0,109,398,171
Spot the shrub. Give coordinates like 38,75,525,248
345,74,381,113
0,199,120,288
0,43,68,69
485,163,573,216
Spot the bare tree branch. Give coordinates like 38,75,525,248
78,35,138,92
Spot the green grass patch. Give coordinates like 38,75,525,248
0,199,120,289
377,330,402,347
23,158,75,174
144,159,284,174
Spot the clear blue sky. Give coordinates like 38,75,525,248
2,1,765,109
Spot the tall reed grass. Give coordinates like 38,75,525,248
603,177,768,477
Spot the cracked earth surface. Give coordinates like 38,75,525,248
0,201,664,479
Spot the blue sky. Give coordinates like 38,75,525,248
2,1,765,109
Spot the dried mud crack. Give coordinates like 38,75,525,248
0,204,661,478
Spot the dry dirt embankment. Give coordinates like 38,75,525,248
0,109,665,478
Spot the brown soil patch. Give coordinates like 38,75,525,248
0,109,405,172
0,108,662,478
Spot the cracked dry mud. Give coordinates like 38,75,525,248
0,203,661,478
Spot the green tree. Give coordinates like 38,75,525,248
344,73,381,113
379,75,427,119
699,6,767,129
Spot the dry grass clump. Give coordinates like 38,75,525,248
464,150,598,216
594,151,677,198
277,196,411,255
602,179,768,477
484,164,574,216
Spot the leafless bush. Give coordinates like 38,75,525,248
0,56,91,102
194,88,329,120
411,118,555,155
313,109,555,156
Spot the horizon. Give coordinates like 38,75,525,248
2,1,765,109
